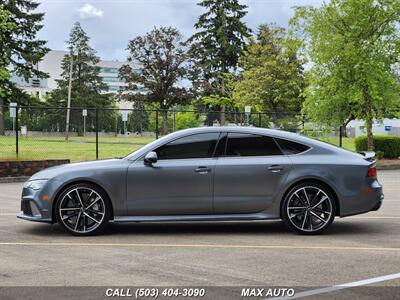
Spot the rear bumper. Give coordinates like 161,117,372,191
371,198,383,211
340,181,384,217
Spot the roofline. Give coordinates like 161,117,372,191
126,126,341,161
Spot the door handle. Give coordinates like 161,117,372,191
195,166,211,174
268,165,283,172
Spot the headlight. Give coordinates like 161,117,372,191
25,179,48,190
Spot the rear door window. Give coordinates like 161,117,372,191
225,133,282,157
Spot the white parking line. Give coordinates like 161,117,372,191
0,242,399,252
271,272,400,299
351,216,400,219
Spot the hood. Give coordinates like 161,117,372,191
28,158,124,181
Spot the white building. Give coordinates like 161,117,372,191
347,119,400,137
11,50,134,109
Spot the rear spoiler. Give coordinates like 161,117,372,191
358,151,376,162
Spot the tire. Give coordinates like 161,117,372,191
282,182,336,235
55,183,111,236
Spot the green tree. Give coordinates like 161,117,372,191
119,26,192,135
0,5,14,97
291,0,400,150
175,111,202,130
0,0,48,134
233,24,306,128
189,0,250,122
128,101,149,135
48,22,114,135
200,73,237,109
0,5,15,134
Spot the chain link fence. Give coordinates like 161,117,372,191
0,105,344,162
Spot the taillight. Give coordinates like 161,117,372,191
367,166,377,177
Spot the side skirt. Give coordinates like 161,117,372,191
111,212,279,223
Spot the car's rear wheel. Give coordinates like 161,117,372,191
282,183,336,234
56,183,111,236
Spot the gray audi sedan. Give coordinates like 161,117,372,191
18,126,383,235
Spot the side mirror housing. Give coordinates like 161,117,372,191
144,151,158,165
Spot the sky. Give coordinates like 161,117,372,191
36,0,323,61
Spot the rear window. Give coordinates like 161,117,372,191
275,138,310,155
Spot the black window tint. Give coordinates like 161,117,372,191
226,133,282,157
275,138,310,155
156,133,219,160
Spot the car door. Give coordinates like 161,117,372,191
126,132,220,215
213,132,291,214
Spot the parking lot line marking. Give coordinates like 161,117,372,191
0,242,399,252
272,272,400,299
351,216,400,219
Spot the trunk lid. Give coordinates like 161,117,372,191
358,151,376,162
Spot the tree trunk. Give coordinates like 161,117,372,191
220,105,226,126
362,88,374,151
161,109,168,135
0,97,4,135
220,65,227,126
340,124,347,138
342,116,355,138
341,119,350,138
114,116,118,137
366,118,374,151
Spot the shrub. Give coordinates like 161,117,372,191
175,112,202,130
355,135,400,159
375,151,385,160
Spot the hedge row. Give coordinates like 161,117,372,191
355,135,400,159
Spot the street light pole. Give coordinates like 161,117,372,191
65,53,74,141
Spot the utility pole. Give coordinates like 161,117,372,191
65,53,74,141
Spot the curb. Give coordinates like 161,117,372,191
377,165,400,170
0,176,29,183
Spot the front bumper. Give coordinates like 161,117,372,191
17,211,52,223
17,180,58,223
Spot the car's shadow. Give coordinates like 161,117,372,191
21,219,384,237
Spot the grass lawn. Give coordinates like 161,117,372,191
312,137,356,151
0,134,356,162
0,135,155,162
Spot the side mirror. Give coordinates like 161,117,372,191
144,151,158,165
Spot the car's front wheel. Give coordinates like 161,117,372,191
55,183,111,236
282,182,336,234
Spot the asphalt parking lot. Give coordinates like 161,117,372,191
0,170,399,299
